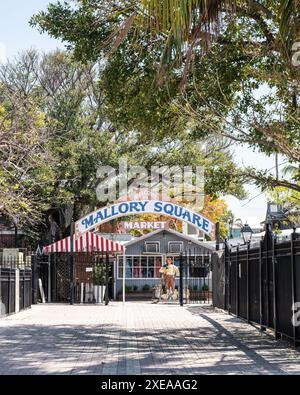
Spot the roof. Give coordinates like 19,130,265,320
43,232,124,254
124,228,215,251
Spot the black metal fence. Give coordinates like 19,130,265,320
180,252,212,305
74,253,111,304
32,252,112,305
31,254,50,304
213,229,300,346
0,252,32,318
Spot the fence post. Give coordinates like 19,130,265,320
48,255,51,303
291,230,296,347
179,253,184,306
265,228,270,328
8,258,11,314
247,242,250,322
236,245,239,317
0,262,2,316
105,253,109,306
23,265,26,309
53,254,57,302
70,221,75,305
272,236,279,339
224,240,228,311
259,239,263,331
15,267,20,313
80,282,84,304
32,255,38,305
228,245,231,314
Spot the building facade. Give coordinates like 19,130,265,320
114,228,214,299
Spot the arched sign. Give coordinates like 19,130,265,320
75,200,214,236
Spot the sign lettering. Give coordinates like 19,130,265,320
76,201,214,237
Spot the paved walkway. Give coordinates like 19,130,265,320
0,303,300,375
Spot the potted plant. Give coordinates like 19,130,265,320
201,284,210,301
142,284,151,292
118,284,154,301
125,285,133,293
93,264,106,303
188,285,198,300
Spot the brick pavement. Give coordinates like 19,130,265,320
0,303,299,375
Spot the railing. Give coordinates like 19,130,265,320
213,229,300,346
0,254,32,318
180,252,212,305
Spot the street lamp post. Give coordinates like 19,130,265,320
215,222,220,251
241,223,253,245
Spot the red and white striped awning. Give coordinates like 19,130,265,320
43,232,124,254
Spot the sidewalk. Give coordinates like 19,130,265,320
0,302,299,375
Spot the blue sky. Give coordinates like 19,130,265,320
0,0,281,228
0,1,64,60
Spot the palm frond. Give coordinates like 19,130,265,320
282,164,299,177
139,0,237,44
109,12,137,55
106,1,296,87
135,0,240,87
278,0,299,47
279,0,293,39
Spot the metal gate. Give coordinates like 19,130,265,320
55,254,71,302
32,254,50,304
0,252,32,317
225,231,276,326
74,253,112,304
180,252,212,304
152,251,212,305
35,252,113,304
217,227,300,346
0,266,16,315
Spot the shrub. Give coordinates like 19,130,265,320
142,284,151,292
94,264,106,286
133,285,138,292
202,284,209,292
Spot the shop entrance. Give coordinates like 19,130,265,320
154,251,212,304
40,232,124,304
34,252,115,304
74,253,114,303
